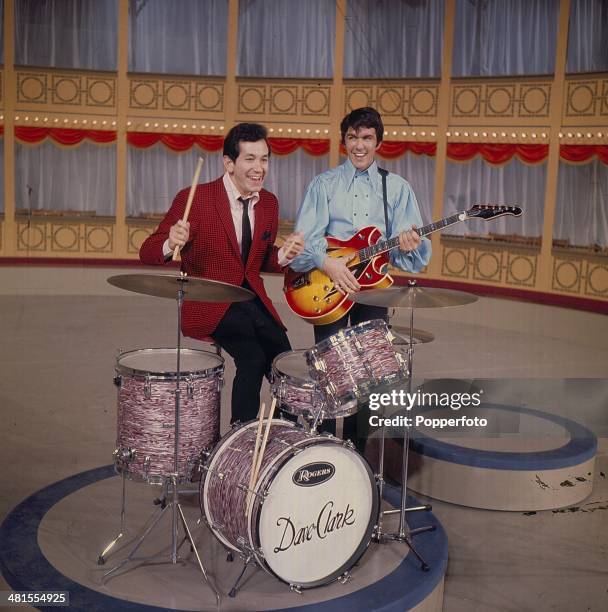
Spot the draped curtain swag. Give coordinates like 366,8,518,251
12,128,608,166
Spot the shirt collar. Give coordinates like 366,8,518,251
343,158,379,187
223,173,260,208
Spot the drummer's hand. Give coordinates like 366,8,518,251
398,226,421,252
322,255,360,294
282,231,305,260
168,220,190,251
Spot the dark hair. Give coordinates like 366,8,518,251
340,107,384,144
223,123,270,162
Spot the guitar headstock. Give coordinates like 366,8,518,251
466,204,523,220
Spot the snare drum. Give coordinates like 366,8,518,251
306,319,406,417
270,350,325,419
114,348,223,484
201,420,379,589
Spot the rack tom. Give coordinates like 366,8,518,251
306,319,407,417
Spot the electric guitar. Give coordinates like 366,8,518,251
284,204,522,325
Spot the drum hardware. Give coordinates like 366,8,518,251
290,584,303,594
228,553,255,598
143,377,152,399
354,281,478,571
337,571,352,585
97,471,127,565
99,273,251,603
201,420,380,596
142,456,151,480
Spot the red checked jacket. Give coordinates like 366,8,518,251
139,177,285,340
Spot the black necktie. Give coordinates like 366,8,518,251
239,197,252,264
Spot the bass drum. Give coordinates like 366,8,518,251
200,420,379,588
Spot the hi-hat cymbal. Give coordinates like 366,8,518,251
107,274,255,302
352,286,478,309
390,327,435,345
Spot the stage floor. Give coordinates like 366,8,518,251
0,266,607,611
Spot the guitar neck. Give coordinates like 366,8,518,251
357,213,464,262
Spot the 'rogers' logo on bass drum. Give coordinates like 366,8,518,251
292,462,335,487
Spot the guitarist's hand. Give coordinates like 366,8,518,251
398,226,421,252
322,255,361,294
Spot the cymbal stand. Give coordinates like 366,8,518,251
102,276,220,605
375,284,434,571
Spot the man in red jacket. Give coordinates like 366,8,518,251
140,123,304,424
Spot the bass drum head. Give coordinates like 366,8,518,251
256,441,378,587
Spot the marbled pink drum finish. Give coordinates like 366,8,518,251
307,320,406,415
201,420,318,555
114,348,222,483
270,350,325,418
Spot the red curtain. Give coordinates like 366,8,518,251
560,145,608,165
268,138,330,156
10,127,608,165
446,143,549,164
15,126,116,145
126,132,224,152
339,141,437,158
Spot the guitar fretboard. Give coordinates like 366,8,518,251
358,213,463,262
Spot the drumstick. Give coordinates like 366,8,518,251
172,156,205,261
246,402,266,512
251,397,277,491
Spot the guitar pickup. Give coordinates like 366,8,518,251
290,273,310,289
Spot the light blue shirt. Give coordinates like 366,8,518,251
291,159,432,273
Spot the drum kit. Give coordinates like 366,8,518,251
98,272,477,603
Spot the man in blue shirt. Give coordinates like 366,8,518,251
291,107,432,343
290,107,431,451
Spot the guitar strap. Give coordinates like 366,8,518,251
377,167,390,236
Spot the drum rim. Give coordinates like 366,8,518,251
271,349,319,391
306,318,389,355
251,437,380,588
116,347,224,379
200,419,299,554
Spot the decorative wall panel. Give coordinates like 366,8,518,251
17,71,116,110
552,252,608,298
127,223,155,254
16,218,114,254
451,79,551,123
237,81,331,118
442,239,539,288
129,76,224,115
344,82,439,122
564,76,608,124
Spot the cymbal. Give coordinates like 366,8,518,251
390,327,435,345
351,286,478,309
107,274,255,303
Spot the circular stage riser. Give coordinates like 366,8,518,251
406,453,595,511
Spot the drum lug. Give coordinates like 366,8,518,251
289,584,302,594
217,374,224,391
144,376,152,400
143,456,151,478
186,376,194,400
113,375,122,387
342,439,356,451
338,571,352,585
353,338,364,355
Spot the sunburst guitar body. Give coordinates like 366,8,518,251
284,226,393,325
